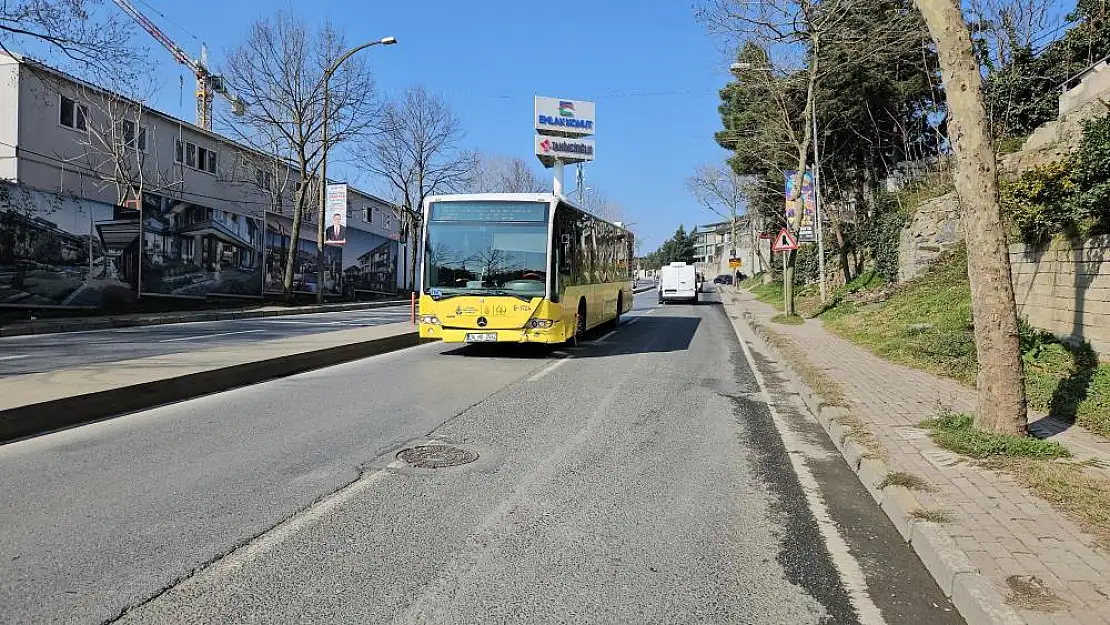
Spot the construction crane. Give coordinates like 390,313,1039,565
110,0,245,130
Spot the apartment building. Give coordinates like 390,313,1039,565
0,53,405,309
691,218,767,278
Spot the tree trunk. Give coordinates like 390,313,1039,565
915,0,1027,435
283,185,306,304
829,211,852,284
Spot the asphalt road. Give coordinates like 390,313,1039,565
0,305,413,377
0,288,963,624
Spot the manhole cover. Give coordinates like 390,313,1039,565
397,445,479,468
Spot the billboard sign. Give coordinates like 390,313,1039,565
535,135,595,166
325,183,347,246
535,96,596,136
784,170,817,243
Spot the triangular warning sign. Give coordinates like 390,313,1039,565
771,227,799,252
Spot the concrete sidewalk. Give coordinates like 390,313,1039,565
0,322,419,443
724,287,1110,625
0,298,410,337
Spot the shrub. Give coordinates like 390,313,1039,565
1000,160,1076,244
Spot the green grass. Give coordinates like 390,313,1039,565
819,249,1110,438
921,411,1071,459
751,282,785,307
771,313,804,325
822,249,977,383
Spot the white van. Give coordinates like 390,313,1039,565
658,262,699,304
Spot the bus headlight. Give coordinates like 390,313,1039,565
421,315,440,325
527,319,554,328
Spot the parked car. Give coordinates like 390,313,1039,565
713,274,733,285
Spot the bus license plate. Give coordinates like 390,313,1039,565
466,332,498,343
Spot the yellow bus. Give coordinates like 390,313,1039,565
417,193,634,345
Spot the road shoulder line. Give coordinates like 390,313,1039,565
725,291,1024,625
725,299,887,625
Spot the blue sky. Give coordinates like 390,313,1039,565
106,0,733,252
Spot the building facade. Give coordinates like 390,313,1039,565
0,53,405,309
691,219,767,278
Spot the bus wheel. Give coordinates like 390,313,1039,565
573,300,587,346
612,293,623,328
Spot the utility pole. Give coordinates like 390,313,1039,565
316,37,396,304
816,106,825,304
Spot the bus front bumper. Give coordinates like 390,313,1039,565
420,323,569,344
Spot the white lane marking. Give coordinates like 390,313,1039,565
527,356,572,382
643,308,658,315
624,318,640,326
598,330,617,342
258,320,345,325
0,354,28,361
732,320,886,625
158,329,265,343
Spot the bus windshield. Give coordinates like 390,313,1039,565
423,220,548,299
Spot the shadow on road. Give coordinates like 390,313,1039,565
439,315,702,360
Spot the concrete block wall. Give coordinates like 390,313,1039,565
1010,236,1110,359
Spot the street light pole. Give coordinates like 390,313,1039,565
316,36,396,304
812,108,826,302
731,60,824,295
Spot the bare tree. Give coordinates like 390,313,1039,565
700,0,926,311
966,0,1056,69
363,86,475,291
222,12,378,302
573,186,624,223
469,154,547,193
914,0,1027,435
0,0,139,76
699,0,852,313
687,164,768,273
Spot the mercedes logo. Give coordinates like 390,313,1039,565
476,316,488,327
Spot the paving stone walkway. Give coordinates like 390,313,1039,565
728,287,1110,625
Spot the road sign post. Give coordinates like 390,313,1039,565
771,228,799,253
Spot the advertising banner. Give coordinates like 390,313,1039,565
535,135,595,165
784,170,817,243
325,183,348,246
535,96,596,136
139,193,264,298
0,184,138,308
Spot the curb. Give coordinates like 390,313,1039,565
0,299,408,338
730,296,1025,625
0,330,420,444
632,285,656,294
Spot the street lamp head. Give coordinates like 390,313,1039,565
380,36,398,45
730,62,751,71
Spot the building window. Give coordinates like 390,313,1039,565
59,95,88,131
364,207,373,223
174,139,217,174
256,168,273,191
122,120,147,151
